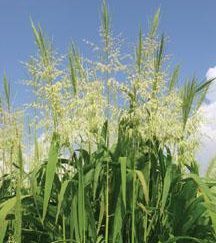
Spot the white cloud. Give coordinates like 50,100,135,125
205,66,216,102
197,102,216,174
197,66,216,175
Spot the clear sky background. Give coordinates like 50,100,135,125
0,0,216,172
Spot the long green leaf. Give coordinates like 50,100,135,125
93,162,102,200
149,8,160,37
42,132,59,222
0,197,17,243
119,157,127,208
14,144,23,243
169,65,180,91
136,28,143,73
161,165,172,213
112,193,123,243
186,174,216,232
55,180,69,224
135,170,149,204
3,73,10,111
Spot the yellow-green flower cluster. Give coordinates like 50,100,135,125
23,24,201,168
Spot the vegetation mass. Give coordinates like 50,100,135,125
0,1,216,242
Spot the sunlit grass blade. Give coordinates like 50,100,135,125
161,165,172,213
68,44,79,96
186,174,216,233
55,179,69,224
169,65,180,91
181,77,197,127
77,160,85,242
101,0,110,48
119,157,127,208
149,8,160,37
14,144,23,243
155,33,165,73
135,170,149,205
3,73,10,111
136,28,143,74
42,132,59,222
31,20,51,66
195,77,216,93
0,197,17,243
112,194,123,242
93,162,102,200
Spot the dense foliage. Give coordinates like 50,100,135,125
0,2,216,242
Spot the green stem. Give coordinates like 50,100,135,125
82,170,86,243
63,215,66,242
131,162,135,243
15,144,23,243
105,159,109,243
144,214,148,243
131,138,137,243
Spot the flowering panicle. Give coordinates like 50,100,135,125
0,75,23,175
21,7,203,168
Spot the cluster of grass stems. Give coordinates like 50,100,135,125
1,1,216,242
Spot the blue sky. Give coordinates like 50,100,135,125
1,0,216,99
1,0,216,171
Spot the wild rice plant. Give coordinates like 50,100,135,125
0,1,216,242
